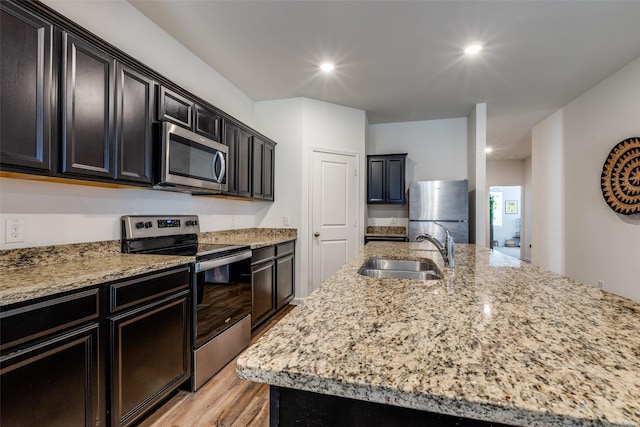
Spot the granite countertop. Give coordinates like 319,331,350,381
236,242,640,426
0,228,297,307
0,241,192,307
199,227,297,249
365,225,407,237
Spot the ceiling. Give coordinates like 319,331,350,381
129,1,640,160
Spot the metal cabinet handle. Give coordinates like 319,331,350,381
314,232,320,237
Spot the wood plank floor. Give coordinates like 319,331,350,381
139,305,295,427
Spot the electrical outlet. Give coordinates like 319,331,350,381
597,280,604,290
5,219,25,243
283,215,291,226
391,217,397,224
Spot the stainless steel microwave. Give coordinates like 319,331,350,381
155,122,228,194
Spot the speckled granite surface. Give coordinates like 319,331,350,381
0,228,297,306
199,227,297,248
237,242,640,426
365,225,407,236
0,240,191,307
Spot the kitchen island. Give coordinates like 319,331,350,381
236,242,640,426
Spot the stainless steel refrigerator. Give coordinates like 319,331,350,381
408,180,469,243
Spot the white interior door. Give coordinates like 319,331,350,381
311,150,358,292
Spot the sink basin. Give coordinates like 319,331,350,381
358,258,442,281
358,268,442,280
362,258,438,272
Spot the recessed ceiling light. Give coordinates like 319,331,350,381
464,44,483,55
320,63,335,72
485,147,493,153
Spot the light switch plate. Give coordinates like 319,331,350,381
6,219,25,243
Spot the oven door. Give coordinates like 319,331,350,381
157,122,228,193
193,251,252,349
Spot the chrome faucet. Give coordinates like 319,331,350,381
415,222,455,268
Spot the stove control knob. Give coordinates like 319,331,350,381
135,222,145,229
185,220,193,226
193,220,198,226
144,221,153,228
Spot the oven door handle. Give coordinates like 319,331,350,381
195,251,252,273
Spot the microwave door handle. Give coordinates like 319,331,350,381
212,151,226,183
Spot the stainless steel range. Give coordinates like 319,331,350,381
121,215,252,391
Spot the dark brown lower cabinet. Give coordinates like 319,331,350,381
251,259,275,327
276,254,294,310
0,323,101,427
251,240,295,328
107,268,191,427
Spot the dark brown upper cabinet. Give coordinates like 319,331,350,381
252,137,274,201
115,63,154,184
237,128,253,198
61,32,115,179
158,86,193,129
0,2,55,174
195,105,222,142
367,154,407,204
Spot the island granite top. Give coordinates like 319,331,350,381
236,242,640,427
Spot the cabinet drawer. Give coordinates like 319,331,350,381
252,246,275,265
1,288,100,351
276,241,295,256
109,267,189,313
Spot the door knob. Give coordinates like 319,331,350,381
314,232,320,237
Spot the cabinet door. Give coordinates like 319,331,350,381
158,86,193,129
0,3,54,172
195,105,222,142
62,32,115,178
223,121,238,195
385,157,406,204
251,260,275,327
110,293,190,427
115,62,153,184
252,136,264,199
0,324,102,427
263,141,275,201
237,129,253,198
276,253,294,309
367,157,386,203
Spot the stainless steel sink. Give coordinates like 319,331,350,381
362,258,438,272
358,258,442,280
358,268,442,280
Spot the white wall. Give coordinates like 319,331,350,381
0,179,264,248
531,110,565,274
467,104,488,246
1,0,269,250
524,157,533,262
532,56,640,301
366,118,467,225
255,98,367,301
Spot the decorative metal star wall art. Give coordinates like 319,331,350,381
600,137,640,215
